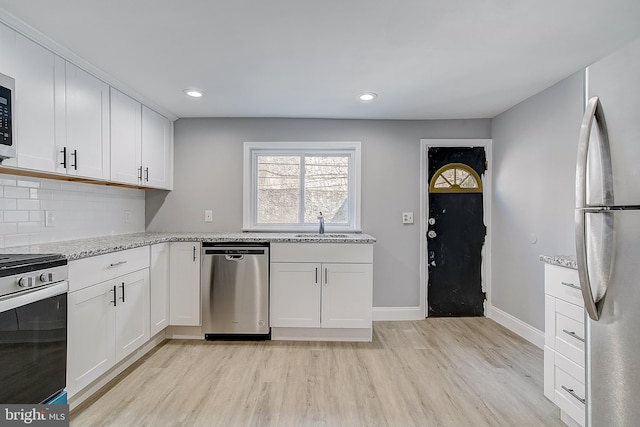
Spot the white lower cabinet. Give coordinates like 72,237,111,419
270,262,372,329
169,242,201,326
67,248,151,398
150,243,170,335
270,243,373,341
544,263,585,427
67,268,149,397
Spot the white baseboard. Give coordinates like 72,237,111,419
373,306,424,321
488,305,544,349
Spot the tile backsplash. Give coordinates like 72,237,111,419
0,174,145,248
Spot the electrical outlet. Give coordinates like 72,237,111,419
205,210,213,223
124,210,131,224
45,210,55,227
402,212,414,224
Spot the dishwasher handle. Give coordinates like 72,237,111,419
225,254,244,261
203,248,267,256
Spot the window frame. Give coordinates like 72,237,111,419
243,141,362,232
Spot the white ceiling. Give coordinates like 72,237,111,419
1,0,640,120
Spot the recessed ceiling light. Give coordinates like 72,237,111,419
184,89,204,98
359,92,378,102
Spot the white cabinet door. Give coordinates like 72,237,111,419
114,269,150,362
141,106,172,189
62,62,109,179
321,263,373,329
270,262,321,328
67,280,116,397
13,33,59,172
169,242,201,326
110,87,141,185
150,243,170,335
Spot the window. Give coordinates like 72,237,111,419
429,163,482,193
244,142,361,231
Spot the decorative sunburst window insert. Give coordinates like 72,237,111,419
429,163,482,193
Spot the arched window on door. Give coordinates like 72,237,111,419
429,163,482,193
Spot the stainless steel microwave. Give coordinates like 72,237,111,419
0,72,15,162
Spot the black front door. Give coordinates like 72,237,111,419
427,147,486,317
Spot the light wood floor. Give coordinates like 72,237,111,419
70,319,564,427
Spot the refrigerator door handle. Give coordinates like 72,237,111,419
575,209,601,320
576,96,613,321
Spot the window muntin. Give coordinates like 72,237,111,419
429,163,483,193
244,142,361,231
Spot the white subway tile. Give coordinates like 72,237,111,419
4,211,29,222
0,178,16,186
0,222,18,235
29,211,42,222
30,188,38,199
4,186,30,199
18,221,41,234
17,180,40,188
3,233,30,248
17,199,40,211
0,199,17,210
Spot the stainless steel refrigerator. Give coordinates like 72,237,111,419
575,37,640,427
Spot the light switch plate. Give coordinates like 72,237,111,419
402,212,414,224
205,210,213,222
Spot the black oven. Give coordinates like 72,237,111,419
0,255,68,404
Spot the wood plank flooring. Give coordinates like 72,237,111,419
70,318,564,427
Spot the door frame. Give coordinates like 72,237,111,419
420,139,492,318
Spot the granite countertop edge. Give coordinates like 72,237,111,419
1,232,377,261
539,254,577,270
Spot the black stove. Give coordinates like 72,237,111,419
0,253,68,298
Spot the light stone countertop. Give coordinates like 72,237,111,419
0,232,377,261
539,254,577,270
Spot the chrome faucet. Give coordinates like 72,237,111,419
318,212,325,234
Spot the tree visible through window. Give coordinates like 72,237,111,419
245,142,361,231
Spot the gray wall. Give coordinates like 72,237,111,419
146,118,490,307
490,72,584,330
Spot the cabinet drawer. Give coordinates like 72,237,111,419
69,246,150,292
555,299,585,367
545,264,583,306
554,353,585,426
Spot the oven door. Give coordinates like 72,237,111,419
0,282,67,403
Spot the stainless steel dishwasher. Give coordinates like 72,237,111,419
201,242,269,339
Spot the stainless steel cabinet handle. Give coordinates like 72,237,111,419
119,282,125,302
562,329,585,342
145,167,149,182
324,268,328,285
561,385,586,404
138,166,143,181
109,261,127,267
561,281,581,291
193,246,196,262
315,268,318,284
111,285,117,306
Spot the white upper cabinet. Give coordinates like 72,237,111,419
110,87,142,185
59,62,110,180
141,106,172,189
111,88,173,189
9,32,59,172
0,23,173,188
